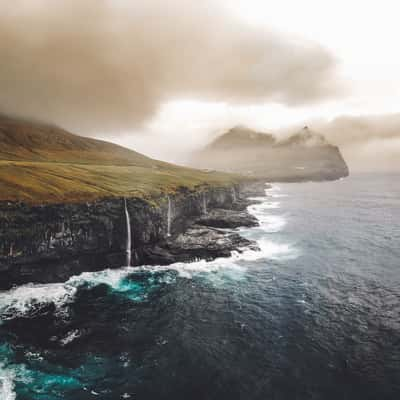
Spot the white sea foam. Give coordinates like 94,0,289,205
247,201,280,210
248,206,287,232
259,214,286,232
24,351,43,362
248,196,287,233
0,267,144,322
249,238,296,260
0,283,77,321
270,193,289,198
261,201,281,209
0,364,16,400
247,196,268,202
66,267,136,291
266,184,289,198
139,257,246,280
0,184,296,318
60,329,81,346
139,236,296,280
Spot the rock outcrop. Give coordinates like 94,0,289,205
0,183,266,289
195,209,258,229
144,226,258,265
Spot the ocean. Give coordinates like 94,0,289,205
0,173,399,399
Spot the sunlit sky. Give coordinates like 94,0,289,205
2,0,398,168
230,0,400,117
107,0,400,161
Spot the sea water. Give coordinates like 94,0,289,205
0,173,399,399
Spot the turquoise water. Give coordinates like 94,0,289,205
0,173,399,399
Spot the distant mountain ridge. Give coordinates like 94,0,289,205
191,126,349,181
207,126,276,149
206,125,328,149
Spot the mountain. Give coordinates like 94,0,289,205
190,126,349,181
0,116,241,203
0,115,156,166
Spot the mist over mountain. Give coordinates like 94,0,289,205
313,113,400,172
190,126,348,181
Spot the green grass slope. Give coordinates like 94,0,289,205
0,116,241,204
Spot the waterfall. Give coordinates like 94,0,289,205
167,195,172,236
124,198,132,266
231,187,237,202
8,243,13,257
202,192,207,214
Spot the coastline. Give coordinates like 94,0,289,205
0,182,267,289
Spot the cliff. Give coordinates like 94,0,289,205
190,126,349,181
0,116,266,288
0,183,264,289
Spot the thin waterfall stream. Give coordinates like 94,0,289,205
167,196,172,236
203,192,207,214
124,198,132,266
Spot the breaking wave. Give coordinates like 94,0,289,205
0,363,15,400
0,283,76,321
0,182,295,320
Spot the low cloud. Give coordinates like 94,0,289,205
0,0,338,134
314,113,400,172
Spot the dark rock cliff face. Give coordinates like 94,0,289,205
0,183,265,289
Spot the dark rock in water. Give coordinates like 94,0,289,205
231,198,256,212
196,208,258,229
238,181,270,198
145,225,258,264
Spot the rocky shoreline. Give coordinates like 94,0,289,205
0,182,267,289
143,194,261,266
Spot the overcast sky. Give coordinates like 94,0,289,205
109,0,400,171
1,0,400,171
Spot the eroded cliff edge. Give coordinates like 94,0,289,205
0,182,265,289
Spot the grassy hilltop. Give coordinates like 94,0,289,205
0,116,241,204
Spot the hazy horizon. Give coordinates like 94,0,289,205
1,0,400,172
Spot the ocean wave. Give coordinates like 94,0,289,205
139,237,297,280
0,266,166,321
248,209,287,233
140,258,245,280
255,238,297,260
0,363,16,400
0,268,137,322
259,214,286,232
247,196,268,201
249,201,280,211
66,267,136,291
0,185,294,319
247,196,286,233
0,283,77,321
0,360,82,399
265,185,289,198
